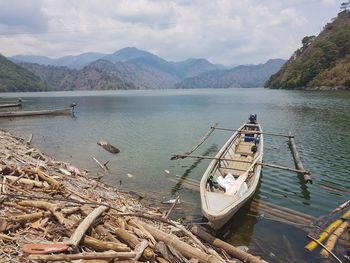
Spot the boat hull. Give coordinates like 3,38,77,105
0,103,21,108
0,108,72,118
202,159,262,230
200,122,263,230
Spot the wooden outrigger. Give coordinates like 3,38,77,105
171,114,312,230
0,103,76,118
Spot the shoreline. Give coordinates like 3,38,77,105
0,129,263,262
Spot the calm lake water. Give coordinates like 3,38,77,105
1,88,349,262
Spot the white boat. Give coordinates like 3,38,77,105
200,115,263,230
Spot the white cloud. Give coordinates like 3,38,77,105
0,0,341,64
322,0,336,5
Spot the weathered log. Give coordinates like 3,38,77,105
10,211,51,222
288,133,312,184
9,206,80,223
83,235,131,252
69,205,109,247
18,200,70,226
155,241,191,263
128,219,156,245
2,201,30,212
156,257,170,263
81,260,110,263
134,239,149,260
191,225,263,263
6,175,50,189
28,251,136,261
0,233,15,241
115,217,127,229
5,182,32,195
95,225,124,244
35,168,60,190
135,219,222,263
97,140,120,154
113,227,154,260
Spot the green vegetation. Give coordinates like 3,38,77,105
0,54,47,92
340,1,350,12
265,11,350,90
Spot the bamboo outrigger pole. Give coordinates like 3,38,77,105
305,208,350,251
310,199,350,238
288,132,312,184
171,123,218,160
320,220,349,258
170,154,311,175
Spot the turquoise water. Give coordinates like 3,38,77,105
1,88,349,262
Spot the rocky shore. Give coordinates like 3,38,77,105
0,130,264,263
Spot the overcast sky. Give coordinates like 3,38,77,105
0,0,341,65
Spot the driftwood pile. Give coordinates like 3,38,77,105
0,130,264,263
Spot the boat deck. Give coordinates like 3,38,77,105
236,141,255,156
228,155,253,175
220,140,255,177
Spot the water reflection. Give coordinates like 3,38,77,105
171,144,218,195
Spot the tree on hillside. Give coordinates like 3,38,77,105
302,36,316,48
340,1,350,12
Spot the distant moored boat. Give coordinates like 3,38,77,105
0,103,76,118
0,98,22,108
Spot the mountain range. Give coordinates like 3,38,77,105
175,59,285,89
4,47,285,91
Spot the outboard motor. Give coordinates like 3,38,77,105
249,114,257,124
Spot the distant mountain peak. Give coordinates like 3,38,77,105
105,47,158,63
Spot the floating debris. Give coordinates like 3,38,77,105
97,140,120,154
65,163,81,175
162,198,181,204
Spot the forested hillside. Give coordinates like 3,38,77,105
265,11,350,90
0,55,47,92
